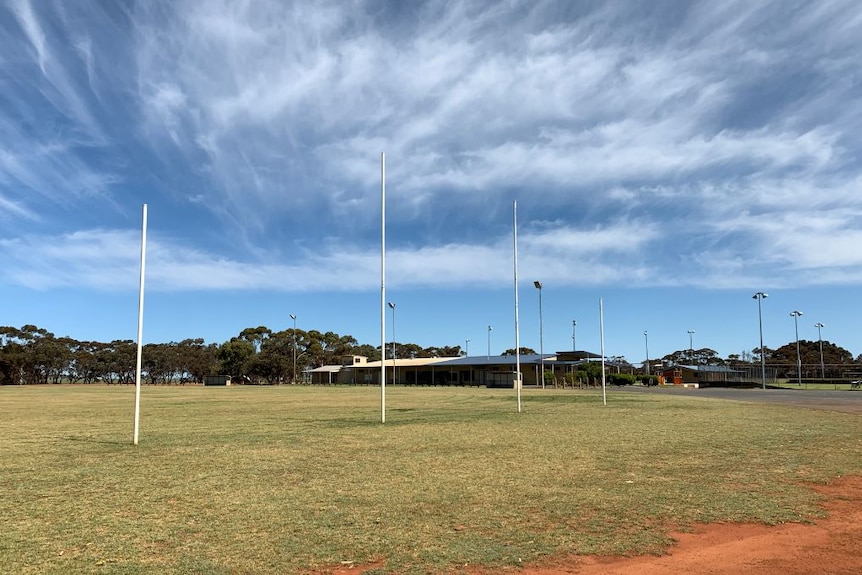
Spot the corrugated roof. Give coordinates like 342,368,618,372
436,354,555,367
357,357,457,368
307,365,342,373
675,364,740,373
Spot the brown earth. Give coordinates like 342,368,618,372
323,476,862,574
323,391,862,574
524,475,862,575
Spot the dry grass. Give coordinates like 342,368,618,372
1,385,860,574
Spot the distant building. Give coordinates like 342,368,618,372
299,351,620,387
204,375,231,386
659,364,743,386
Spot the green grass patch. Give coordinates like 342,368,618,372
2,385,860,574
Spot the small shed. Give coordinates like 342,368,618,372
204,375,232,386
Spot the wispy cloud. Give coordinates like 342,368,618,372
1,0,861,296
0,218,659,292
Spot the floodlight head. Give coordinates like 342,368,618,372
387,302,395,309
815,322,824,328
752,292,768,300
289,314,296,320
790,310,803,317
533,280,542,289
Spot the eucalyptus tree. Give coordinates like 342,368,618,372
217,339,256,382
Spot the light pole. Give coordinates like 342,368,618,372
644,330,649,375
815,322,825,380
790,310,803,385
687,329,695,363
387,302,396,384
534,281,544,388
465,338,470,357
487,325,492,359
572,320,577,352
290,314,297,384
753,292,768,389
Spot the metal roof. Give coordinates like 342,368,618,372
435,354,555,367
673,364,741,373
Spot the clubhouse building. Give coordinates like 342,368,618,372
308,351,608,387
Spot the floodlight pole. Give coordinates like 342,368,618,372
388,302,396,384
687,329,695,363
644,330,649,375
133,204,147,446
572,320,577,352
534,280,544,389
753,292,768,389
790,310,803,385
815,322,825,380
290,314,297,384
487,325,492,359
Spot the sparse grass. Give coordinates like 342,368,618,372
1,385,860,574
770,381,857,391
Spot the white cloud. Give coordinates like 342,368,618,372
0,218,660,292
2,0,862,297
0,194,38,221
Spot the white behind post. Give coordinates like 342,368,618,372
600,297,607,406
513,200,522,413
133,204,147,445
380,152,386,424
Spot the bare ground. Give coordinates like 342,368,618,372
524,475,862,575
322,387,862,575
321,476,861,575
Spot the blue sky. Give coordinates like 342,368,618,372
2,0,861,364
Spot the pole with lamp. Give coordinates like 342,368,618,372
687,329,695,363
790,310,803,385
643,330,650,375
387,302,396,384
534,281,544,388
815,322,825,381
753,292,768,389
465,338,472,384
572,320,577,352
487,325,492,359
290,314,297,384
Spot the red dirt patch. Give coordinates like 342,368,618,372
528,475,862,575
320,476,862,574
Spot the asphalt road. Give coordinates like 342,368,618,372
616,386,862,414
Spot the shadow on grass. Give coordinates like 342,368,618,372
63,435,128,446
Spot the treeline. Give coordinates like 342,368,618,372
0,325,465,386
657,340,859,379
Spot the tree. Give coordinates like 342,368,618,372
661,348,723,366
502,347,537,356
396,342,423,359
176,339,218,383
238,326,271,353
143,343,178,384
0,326,26,385
218,339,256,381
110,340,137,384
252,332,293,384
769,340,853,378
351,344,381,361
